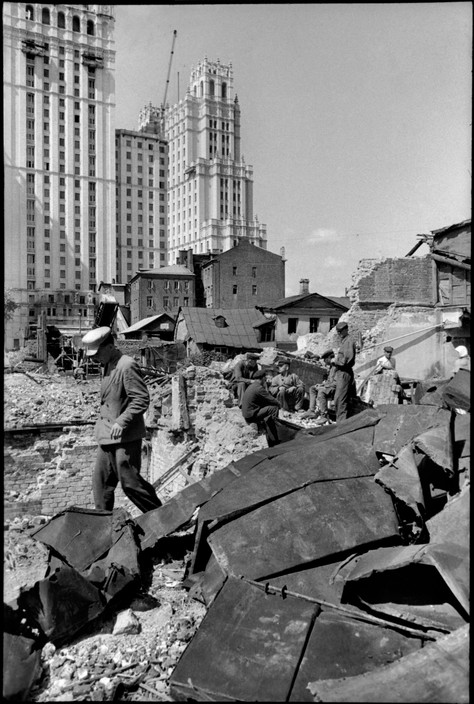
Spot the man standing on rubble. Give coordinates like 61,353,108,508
241,369,282,446
333,321,357,422
230,352,261,407
82,326,162,513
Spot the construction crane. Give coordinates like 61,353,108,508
162,29,177,109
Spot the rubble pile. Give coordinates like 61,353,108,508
3,356,469,702
4,374,99,428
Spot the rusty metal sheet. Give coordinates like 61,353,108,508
31,507,131,572
197,430,380,531
169,576,319,702
373,405,452,456
454,412,470,458
426,488,469,544
442,369,470,411
207,477,399,581
290,609,423,702
307,624,469,703
135,462,258,551
15,565,106,645
3,631,41,702
413,423,453,473
375,444,425,513
266,562,346,606
186,553,228,608
333,548,467,632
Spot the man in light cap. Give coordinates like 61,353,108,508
230,352,261,407
81,326,162,513
454,345,471,373
333,321,357,422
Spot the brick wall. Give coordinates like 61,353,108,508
351,257,434,305
4,428,149,520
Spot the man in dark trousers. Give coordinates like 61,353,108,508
333,321,357,422
82,326,162,513
230,352,260,406
241,369,282,447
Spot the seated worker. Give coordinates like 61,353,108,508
453,345,471,373
269,359,305,413
301,350,336,420
241,369,281,447
230,352,261,407
374,345,396,373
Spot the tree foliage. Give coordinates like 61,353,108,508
4,290,18,322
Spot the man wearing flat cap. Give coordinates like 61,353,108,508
81,326,162,513
269,359,305,413
230,352,261,407
241,369,282,446
374,345,396,374
333,321,357,422
301,349,336,420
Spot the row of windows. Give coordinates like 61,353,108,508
25,6,95,35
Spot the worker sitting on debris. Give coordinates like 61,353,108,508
82,326,162,513
230,352,261,407
453,345,471,373
374,346,396,374
301,350,337,420
269,359,305,413
241,369,282,447
333,321,357,422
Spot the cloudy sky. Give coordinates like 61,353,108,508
114,3,472,296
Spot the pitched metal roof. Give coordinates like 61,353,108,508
122,313,174,334
178,307,266,348
257,292,350,311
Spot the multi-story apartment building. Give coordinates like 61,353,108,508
3,3,116,348
115,126,168,283
129,264,195,322
201,239,285,309
139,58,268,265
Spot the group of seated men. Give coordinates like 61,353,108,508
231,342,397,429
230,351,339,423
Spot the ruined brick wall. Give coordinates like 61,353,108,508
349,256,434,305
4,428,151,519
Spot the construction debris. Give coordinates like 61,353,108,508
3,353,470,702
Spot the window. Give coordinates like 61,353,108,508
73,15,80,32
233,285,238,295
42,7,50,24
173,297,179,307
309,318,319,333
147,297,153,307
288,318,298,335
252,285,257,296
329,318,339,329
232,266,237,276
58,11,65,28
252,266,257,278
87,19,95,36
163,296,169,308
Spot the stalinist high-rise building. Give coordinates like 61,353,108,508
139,58,267,265
3,3,116,348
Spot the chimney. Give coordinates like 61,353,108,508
299,278,309,295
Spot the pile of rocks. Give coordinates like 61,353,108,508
4,374,99,428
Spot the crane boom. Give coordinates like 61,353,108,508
162,29,177,108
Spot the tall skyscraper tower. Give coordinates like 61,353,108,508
140,58,267,265
3,3,116,348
